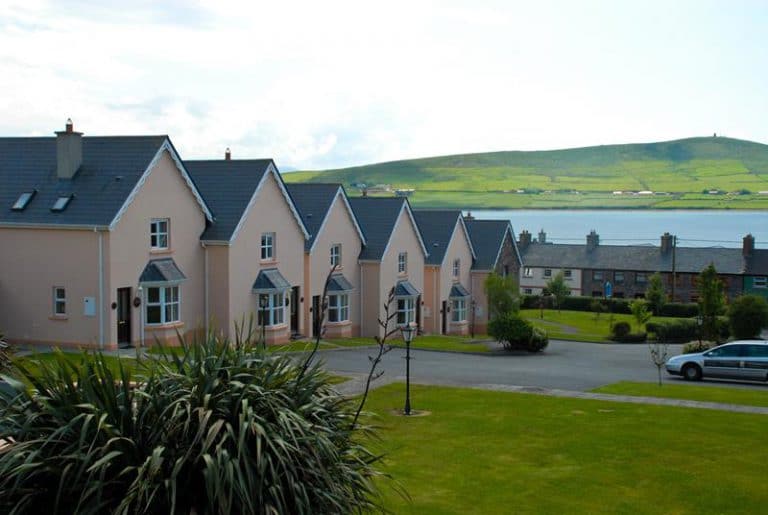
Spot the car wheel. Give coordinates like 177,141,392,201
682,363,702,381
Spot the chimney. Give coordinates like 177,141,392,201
225,147,231,160
361,188,368,197
743,233,755,258
518,230,532,250
586,230,599,251
538,229,547,244
55,118,82,179
464,211,474,221
660,232,674,254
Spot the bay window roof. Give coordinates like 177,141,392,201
252,268,291,293
139,258,187,285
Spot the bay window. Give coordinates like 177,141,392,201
396,297,416,325
451,298,467,322
258,292,285,326
328,293,349,322
146,286,180,325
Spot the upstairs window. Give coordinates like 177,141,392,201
523,267,533,277
150,219,169,249
12,191,35,211
544,269,552,277
453,258,461,278
754,277,767,288
53,287,66,315
593,270,603,281
398,252,408,274
261,232,275,260
330,243,342,267
51,195,72,212
564,270,573,279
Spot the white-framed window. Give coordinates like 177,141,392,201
398,252,408,274
396,297,415,325
593,270,603,281
636,272,648,285
451,298,466,322
615,271,625,284
258,292,285,326
524,288,533,295
544,269,552,277
146,286,180,325
754,276,767,288
261,232,275,260
523,267,533,277
330,243,342,267
150,219,169,250
453,258,461,278
564,270,573,279
53,286,66,315
328,293,349,322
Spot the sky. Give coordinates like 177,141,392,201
1,0,767,170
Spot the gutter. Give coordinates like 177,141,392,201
0,222,110,231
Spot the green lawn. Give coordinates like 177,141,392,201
12,352,140,379
520,309,678,342
366,383,768,514
330,335,490,353
592,381,768,407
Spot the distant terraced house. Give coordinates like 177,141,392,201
518,230,766,302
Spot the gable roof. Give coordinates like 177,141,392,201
413,210,476,265
186,160,309,243
464,219,520,271
520,243,747,275
286,183,366,252
0,136,212,228
348,196,428,261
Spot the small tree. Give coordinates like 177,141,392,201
644,272,666,315
590,299,604,320
630,299,652,331
728,294,768,339
648,340,669,386
698,264,725,342
484,272,519,320
545,272,569,312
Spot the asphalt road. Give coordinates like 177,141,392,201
317,340,768,391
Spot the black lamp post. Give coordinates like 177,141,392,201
400,322,416,415
470,299,476,338
260,294,269,351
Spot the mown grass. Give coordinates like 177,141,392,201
592,381,768,407
329,335,489,353
284,136,768,209
520,309,678,342
367,383,768,514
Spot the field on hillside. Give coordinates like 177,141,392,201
284,137,768,209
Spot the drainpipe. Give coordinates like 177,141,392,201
202,243,209,334
96,228,104,349
359,262,364,336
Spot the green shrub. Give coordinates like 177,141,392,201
682,341,712,354
658,302,699,318
611,321,631,339
0,337,384,514
488,314,548,352
728,294,768,339
650,319,698,342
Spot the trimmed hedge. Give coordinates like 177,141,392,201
646,317,730,343
521,295,697,318
488,314,549,353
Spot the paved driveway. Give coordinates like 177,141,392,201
317,340,767,391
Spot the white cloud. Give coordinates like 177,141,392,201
0,0,766,169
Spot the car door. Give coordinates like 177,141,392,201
741,344,768,381
702,344,744,379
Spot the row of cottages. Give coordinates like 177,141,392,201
518,230,767,302
0,122,523,349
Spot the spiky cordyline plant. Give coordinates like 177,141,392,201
0,332,10,373
0,333,385,514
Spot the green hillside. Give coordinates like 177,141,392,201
283,136,768,209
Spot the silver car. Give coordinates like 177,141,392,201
665,340,768,382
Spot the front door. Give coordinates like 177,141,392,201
290,286,300,336
117,287,132,347
441,300,447,335
312,295,321,337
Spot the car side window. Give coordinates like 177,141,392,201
746,345,768,358
707,345,742,358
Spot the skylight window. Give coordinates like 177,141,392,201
51,195,72,212
11,191,35,211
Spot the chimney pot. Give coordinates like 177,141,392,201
538,229,547,244
225,147,231,160
518,230,532,250
586,230,599,251
65,118,73,133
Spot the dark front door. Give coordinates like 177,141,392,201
441,300,447,335
312,295,321,337
117,287,132,347
290,286,300,335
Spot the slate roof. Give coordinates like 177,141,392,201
745,250,768,276
327,273,354,292
464,219,514,270
252,268,291,292
413,209,465,265
348,197,411,261
520,243,747,275
450,284,471,297
185,159,273,241
139,258,187,284
286,183,343,251
0,135,169,227
394,280,420,296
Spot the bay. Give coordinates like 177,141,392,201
468,210,768,248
